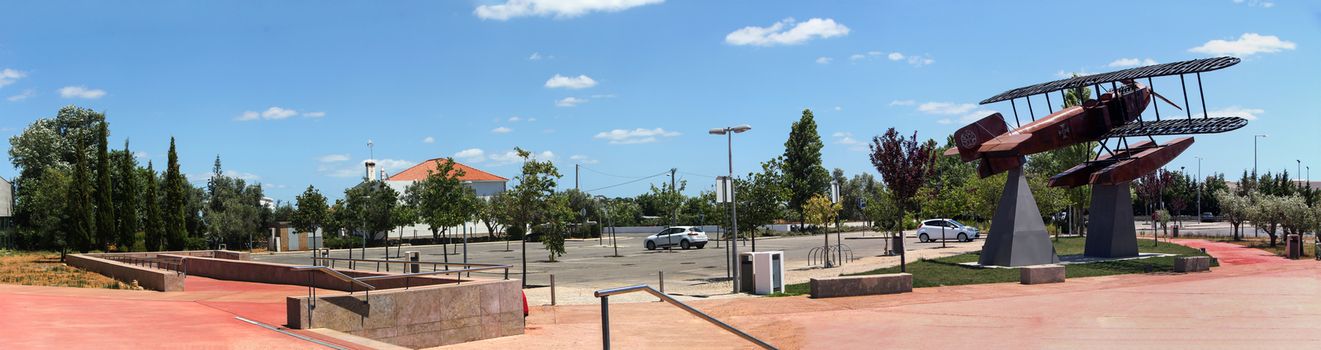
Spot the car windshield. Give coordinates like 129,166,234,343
689,227,703,232
947,220,965,227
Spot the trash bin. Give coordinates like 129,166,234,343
1172,225,1179,238
738,251,784,295
1286,234,1301,260
891,234,905,256
406,251,420,273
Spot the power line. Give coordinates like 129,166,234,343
578,164,658,179
582,171,670,193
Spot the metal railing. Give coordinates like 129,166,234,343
102,255,188,276
593,285,777,350
309,254,509,278
808,244,855,267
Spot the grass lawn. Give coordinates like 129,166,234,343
779,237,1213,296
0,250,143,290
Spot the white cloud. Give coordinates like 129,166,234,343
371,159,415,172
1200,106,1264,120
319,154,350,163
528,52,545,60
907,55,934,66
815,56,832,64
1108,58,1158,67
917,102,977,115
725,18,850,46
0,68,26,87
937,118,952,125
959,110,997,124
887,52,904,61
556,96,587,107
594,128,680,144
7,89,35,102
422,136,435,144
236,106,309,121
1054,69,1095,79
455,148,486,163
508,116,522,122
849,54,866,61
58,86,106,99
834,106,842,111
1233,0,1275,8
831,132,866,152
1189,33,1295,56
475,0,663,20
570,154,599,164
889,99,915,106
224,170,261,181
545,74,597,89
492,126,513,134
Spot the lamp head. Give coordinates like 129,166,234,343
731,124,752,133
708,128,727,135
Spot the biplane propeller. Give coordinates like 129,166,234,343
943,56,1249,186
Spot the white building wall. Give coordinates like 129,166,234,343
381,178,506,240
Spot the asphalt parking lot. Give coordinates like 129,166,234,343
253,230,969,293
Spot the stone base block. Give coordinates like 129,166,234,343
809,273,912,298
1019,264,1065,284
1173,256,1211,273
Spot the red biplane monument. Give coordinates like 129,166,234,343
947,57,1248,266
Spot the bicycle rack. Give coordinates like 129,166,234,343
808,244,857,267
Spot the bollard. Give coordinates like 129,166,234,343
550,274,557,306
407,251,420,273
659,271,665,294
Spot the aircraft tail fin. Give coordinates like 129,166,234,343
951,113,1010,162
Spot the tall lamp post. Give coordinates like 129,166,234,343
709,124,751,294
1195,156,1202,221
1253,134,1268,175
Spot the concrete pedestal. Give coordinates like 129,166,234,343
978,167,1059,267
1020,265,1065,284
1085,182,1139,258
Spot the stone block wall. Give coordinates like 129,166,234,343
286,279,523,348
65,254,185,291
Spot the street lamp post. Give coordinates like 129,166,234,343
1253,134,1268,176
1195,156,1202,221
710,124,751,294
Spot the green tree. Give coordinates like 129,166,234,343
507,148,561,280
27,169,71,255
67,140,95,253
1247,194,1288,247
803,193,840,231
203,157,264,247
539,192,574,262
142,162,164,251
344,180,399,246
162,138,188,250
93,122,116,250
112,140,139,251
1215,190,1249,241
734,158,788,238
475,192,511,239
404,158,477,261
291,185,329,247
782,109,830,230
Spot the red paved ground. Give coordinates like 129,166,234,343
3,241,1317,349
0,276,362,349
449,239,1321,350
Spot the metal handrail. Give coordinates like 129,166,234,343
290,266,377,290
355,265,511,282
312,256,508,267
593,285,777,350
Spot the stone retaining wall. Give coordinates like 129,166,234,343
65,254,185,291
809,273,912,298
286,279,524,348
165,255,459,291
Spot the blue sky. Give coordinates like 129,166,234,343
1,0,1317,202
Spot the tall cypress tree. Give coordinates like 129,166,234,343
94,121,116,250
143,161,163,251
163,138,188,250
782,109,830,230
115,139,139,251
67,140,95,253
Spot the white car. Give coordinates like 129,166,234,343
644,226,709,250
917,219,979,242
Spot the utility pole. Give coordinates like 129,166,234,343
670,168,677,227
575,163,579,190
1195,156,1202,220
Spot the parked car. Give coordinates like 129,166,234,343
1200,212,1218,222
644,226,709,250
916,219,979,242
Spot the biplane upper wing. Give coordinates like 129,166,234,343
979,56,1240,105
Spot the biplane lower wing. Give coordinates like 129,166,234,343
1089,137,1194,186
1047,140,1156,188
1102,117,1247,138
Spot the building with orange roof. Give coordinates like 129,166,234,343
383,158,508,198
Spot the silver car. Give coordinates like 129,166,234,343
644,226,709,250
